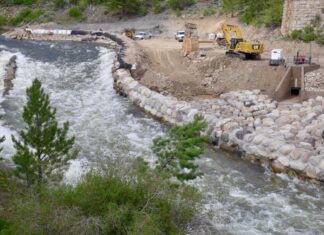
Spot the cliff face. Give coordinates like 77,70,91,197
281,0,324,35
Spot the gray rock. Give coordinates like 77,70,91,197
221,133,229,143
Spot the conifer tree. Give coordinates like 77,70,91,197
152,115,208,181
12,79,77,186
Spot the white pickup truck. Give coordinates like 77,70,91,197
175,31,185,42
134,32,152,40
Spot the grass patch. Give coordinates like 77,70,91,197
68,7,85,21
10,8,43,26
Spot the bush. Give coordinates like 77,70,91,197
303,32,316,42
152,0,162,14
167,0,195,10
0,16,8,27
203,8,216,17
291,24,321,43
54,0,66,9
68,7,85,20
224,0,284,27
11,8,43,26
3,0,37,4
176,8,181,17
1,159,201,234
316,36,324,45
291,29,303,40
69,0,79,4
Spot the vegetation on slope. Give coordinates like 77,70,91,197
0,79,205,234
0,0,196,26
222,0,284,27
290,15,324,45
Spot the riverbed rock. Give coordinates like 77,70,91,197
271,161,286,173
278,156,289,167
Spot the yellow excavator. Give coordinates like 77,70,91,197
221,24,264,60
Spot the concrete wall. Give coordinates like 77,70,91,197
274,67,293,101
281,0,324,35
274,65,321,101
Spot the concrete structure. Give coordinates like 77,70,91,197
274,64,321,101
182,23,199,56
281,0,324,35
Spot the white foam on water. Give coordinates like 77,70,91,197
3,46,164,183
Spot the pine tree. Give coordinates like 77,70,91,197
12,79,77,186
152,115,208,181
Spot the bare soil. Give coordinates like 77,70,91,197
132,38,287,100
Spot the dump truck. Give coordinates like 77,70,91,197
221,24,264,60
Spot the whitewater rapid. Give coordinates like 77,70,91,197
0,38,323,234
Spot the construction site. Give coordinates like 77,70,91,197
121,20,323,104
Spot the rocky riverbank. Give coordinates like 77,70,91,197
113,67,324,182
2,27,324,182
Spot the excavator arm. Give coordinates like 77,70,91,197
221,24,243,44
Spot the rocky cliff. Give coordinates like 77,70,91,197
281,0,324,35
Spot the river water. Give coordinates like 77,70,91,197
0,37,323,234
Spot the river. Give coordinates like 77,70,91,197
0,37,323,234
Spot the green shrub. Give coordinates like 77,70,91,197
1,160,200,234
7,0,37,4
167,0,195,10
203,8,216,17
316,35,324,45
10,8,43,26
152,0,162,14
69,0,79,4
54,0,66,9
68,7,84,20
291,29,303,40
303,32,316,42
223,0,284,27
0,16,8,27
176,8,181,17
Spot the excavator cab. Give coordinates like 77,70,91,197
230,38,243,50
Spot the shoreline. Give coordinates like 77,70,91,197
2,28,324,183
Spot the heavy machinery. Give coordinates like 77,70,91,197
221,24,264,60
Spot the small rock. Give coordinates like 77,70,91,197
220,143,237,152
279,144,295,155
305,166,319,179
221,133,229,143
245,154,256,161
271,161,285,173
278,156,289,166
235,130,244,140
